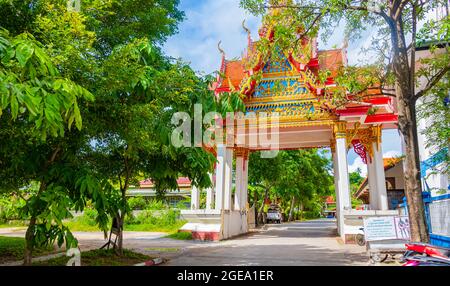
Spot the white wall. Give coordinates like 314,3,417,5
385,163,405,190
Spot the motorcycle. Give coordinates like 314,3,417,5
402,242,450,266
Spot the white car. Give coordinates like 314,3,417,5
266,208,282,224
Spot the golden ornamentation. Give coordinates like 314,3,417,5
343,125,383,162
333,121,347,139
330,140,336,153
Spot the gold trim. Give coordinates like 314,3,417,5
330,140,336,153
333,121,347,139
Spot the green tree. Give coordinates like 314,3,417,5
249,149,333,223
0,6,96,264
0,0,190,262
240,0,450,243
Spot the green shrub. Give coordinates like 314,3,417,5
145,199,167,210
176,199,190,210
124,209,185,233
166,231,193,240
0,195,25,223
128,196,147,210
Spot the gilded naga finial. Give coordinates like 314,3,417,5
217,41,225,56
242,20,251,37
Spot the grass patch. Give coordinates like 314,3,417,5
34,249,152,266
165,231,193,240
124,220,186,233
65,209,187,234
144,247,180,253
0,236,58,264
64,220,102,232
0,221,27,229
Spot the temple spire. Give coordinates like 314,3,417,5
242,20,252,51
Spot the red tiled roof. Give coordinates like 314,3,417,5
217,48,345,93
140,177,191,188
325,196,336,204
219,60,245,91
318,49,344,78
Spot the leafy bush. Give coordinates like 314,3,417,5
145,199,167,210
128,196,147,210
166,231,193,240
65,208,103,231
176,199,190,210
125,209,185,233
0,195,25,223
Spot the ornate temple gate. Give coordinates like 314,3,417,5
180,12,400,243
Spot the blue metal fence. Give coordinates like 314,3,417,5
399,193,450,248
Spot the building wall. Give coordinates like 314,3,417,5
385,163,405,190
414,47,450,247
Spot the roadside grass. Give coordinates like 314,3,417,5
0,236,59,264
33,249,153,266
124,221,187,233
0,221,27,229
64,220,103,232
65,220,187,233
165,231,193,240
65,209,187,234
144,247,180,253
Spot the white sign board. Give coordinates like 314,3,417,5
364,216,410,241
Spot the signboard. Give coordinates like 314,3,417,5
364,216,411,241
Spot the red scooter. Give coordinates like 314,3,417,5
402,242,450,266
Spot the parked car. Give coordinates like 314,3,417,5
266,205,282,224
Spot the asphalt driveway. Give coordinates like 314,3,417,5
165,219,368,266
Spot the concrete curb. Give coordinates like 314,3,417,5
134,257,164,266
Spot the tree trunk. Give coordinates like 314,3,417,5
23,216,36,266
288,196,296,222
299,201,303,221
389,15,429,243
397,97,430,242
23,178,48,266
257,188,269,225
116,187,127,255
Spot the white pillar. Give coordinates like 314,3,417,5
367,157,379,210
223,148,233,210
215,145,226,210
206,172,214,210
242,157,249,210
332,150,341,233
335,135,351,239
373,142,389,210
191,185,200,210
234,156,244,210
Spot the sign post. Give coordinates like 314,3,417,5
363,215,411,264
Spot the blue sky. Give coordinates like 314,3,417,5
163,0,403,176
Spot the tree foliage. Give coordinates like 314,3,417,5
249,149,333,222
0,0,217,262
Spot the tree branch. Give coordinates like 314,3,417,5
414,65,450,101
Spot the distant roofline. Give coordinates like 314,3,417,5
415,40,449,51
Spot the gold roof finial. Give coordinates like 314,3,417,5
242,20,251,37
217,41,225,56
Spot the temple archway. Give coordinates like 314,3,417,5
180,12,400,243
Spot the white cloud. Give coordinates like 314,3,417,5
383,150,402,159
163,0,260,74
348,150,403,178
348,156,368,177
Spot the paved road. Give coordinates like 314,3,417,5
0,219,369,266
165,219,368,266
